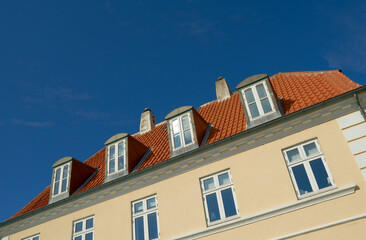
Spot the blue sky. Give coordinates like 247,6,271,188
1,0,366,222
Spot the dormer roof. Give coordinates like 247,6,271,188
8,69,362,220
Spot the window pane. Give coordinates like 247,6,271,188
183,130,192,145
118,142,124,156
74,236,82,240
244,89,255,103
85,232,93,240
61,179,67,192
55,168,61,181
218,172,230,186
75,221,83,233
63,165,69,178
260,98,272,114
172,119,180,134
203,177,215,191
86,218,94,229
256,84,268,98
249,103,260,119
135,216,145,240
33,236,39,240
310,158,332,189
286,148,301,162
134,201,143,213
182,116,190,130
292,164,313,195
221,188,237,218
148,212,159,240
304,142,319,157
109,159,115,174
109,146,115,160
173,134,181,149
206,193,221,222
54,182,59,195
147,198,156,209
118,156,124,170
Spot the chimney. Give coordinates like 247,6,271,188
215,77,232,101
140,108,156,133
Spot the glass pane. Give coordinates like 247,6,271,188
74,236,82,240
183,130,192,145
54,182,59,195
256,84,268,98
109,145,115,160
249,103,260,119
218,172,230,186
173,134,181,149
203,177,215,191
221,188,237,218
147,197,156,209
148,212,159,240
109,159,115,174
61,179,67,192
33,236,39,240
304,142,319,157
182,116,190,130
172,119,180,134
286,148,301,162
86,218,94,229
244,89,255,103
292,164,313,195
134,201,143,213
63,165,69,178
118,142,124,156
260,98,272,114
206,193,221,222
75,221,83,233
310,158,332,189
55,168,61,181
85,232,93,240
118,156,124,170
135,216,145,240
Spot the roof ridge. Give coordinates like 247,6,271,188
274,69,341,76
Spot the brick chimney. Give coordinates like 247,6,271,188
216,77,232,101
140,108,156,133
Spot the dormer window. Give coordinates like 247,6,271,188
243,82,274,120
53,163,70,196
236,74,282,129
108,139,126,175
165,106,209,157
171,114,194,149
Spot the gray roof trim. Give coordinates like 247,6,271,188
165,106,193,120
236,74,268,89
104,133,128,145
52,157,73,168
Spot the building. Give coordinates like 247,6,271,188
1,70,366,240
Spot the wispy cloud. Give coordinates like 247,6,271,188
12,119,54,128
72,110,109,119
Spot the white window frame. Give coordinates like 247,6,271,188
200,170,239,226
52,163,71,196
241,81,275,120
132,195,160,240
72,216,94,240
107,139,126,175
22,234,40,240
283,139,336,199
170,114,195,150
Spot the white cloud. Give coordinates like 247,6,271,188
12,119,54,128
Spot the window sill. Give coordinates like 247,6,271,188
297,185,337,200
207,214,240,227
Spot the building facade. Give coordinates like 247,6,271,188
1,70,366,239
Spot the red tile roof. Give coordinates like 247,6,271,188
7,70,361,221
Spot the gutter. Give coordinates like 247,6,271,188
354,93,366,121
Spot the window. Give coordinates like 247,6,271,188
52,163,70,196
242,82,274,120
170,114,194,150
108,139,126,175
132,195,159,240
73,216,94,240
283,139,335,198
23,234,39,240
200,170,239,225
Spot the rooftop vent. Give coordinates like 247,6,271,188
216,76,232,101
140,108,156,133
